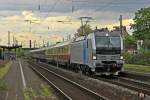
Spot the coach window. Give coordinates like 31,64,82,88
64,46,66,53
64,47,66,53
57,48,59,54
51,49,53,54
50,49,52,54
54,48,55,54
60,47,61,53
62,47,64,53
56,48,58,54
54,48,56,54
53,49,54,54
66,46,68,53
61,47,63,53
59,48,60,54
59,48,60,53
48,49,49,54
66,47,67,53
57,48,58,54
50,49,51,54
58,48,60,54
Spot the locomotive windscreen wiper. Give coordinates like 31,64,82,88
108,37,114,48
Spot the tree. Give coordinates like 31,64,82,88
131,7,150,40
76,24,93,37
131,7,150,49
124,35,137,50
143,39,150,49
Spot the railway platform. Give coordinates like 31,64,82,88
0,59,57,100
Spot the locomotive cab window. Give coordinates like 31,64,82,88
95,36,121,48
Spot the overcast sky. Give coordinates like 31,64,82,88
0,0,149,47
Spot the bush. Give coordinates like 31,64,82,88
124,52,133,63
124,50,150,65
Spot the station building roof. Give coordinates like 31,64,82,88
0,45,22,49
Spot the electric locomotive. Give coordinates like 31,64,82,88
70,29,124,75
71,29,123,75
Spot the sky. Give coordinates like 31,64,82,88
0,0,149,47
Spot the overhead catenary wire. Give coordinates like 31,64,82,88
49,0,60,13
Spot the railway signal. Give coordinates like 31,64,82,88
138,91,145,100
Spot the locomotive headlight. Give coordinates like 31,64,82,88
92,53,97,60
120,56,123,60
93,55,97,60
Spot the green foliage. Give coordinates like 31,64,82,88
23,88,32,100
40,84,52,97
0,62,12,80
0,62,12,91
124,52,134,63
143,39,150,49
124,50,150,65
76,24,93,36
124,64,150,73
131,7,150,49
124,35,137,50
23,84,54,100
0,80,7,91
131,7,150,40
16,48,23,57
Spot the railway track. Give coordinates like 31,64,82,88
37,61,150,96
120,71,150,83
28,60,150,99
28,62,107,100
97,76,150,96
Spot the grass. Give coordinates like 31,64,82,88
40,84,52,97
0,62,12,80
124,64,150,73
23,84,54,100
0,80,7,91
23,88,35,100
0,61,12,91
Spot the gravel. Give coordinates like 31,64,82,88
35,61,150,100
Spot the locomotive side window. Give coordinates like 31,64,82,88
87,39,89,48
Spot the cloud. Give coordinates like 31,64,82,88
17,33,64,47
48,34,64,42
0,31,64,48
102,18,134,29
0,0,149,48
3,15,21,20
0,0,149,13
0,9,135,47
22,11,41,23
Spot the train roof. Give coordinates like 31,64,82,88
29,46,50,53
94,30,121,37
73,36,85,42
53,40,72,48
109,30,122,36
30,40,72,53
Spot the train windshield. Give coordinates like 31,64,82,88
95,36,121,48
